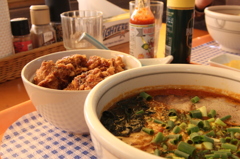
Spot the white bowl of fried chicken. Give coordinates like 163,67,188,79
21,49,141,134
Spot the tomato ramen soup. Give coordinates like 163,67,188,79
100,88,240,159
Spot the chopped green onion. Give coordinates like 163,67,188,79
162,143,168,150
213,151,228,159
202,142,213,150
166,120,175,130
190,132,202,144
187,139,194,145
215,118,227,126
205,154,214,159
231,139,239,146
168,109,177,116
208,109,216,118
231,154,240,159
179,122,187,130
151,132,164,144
191,96,200,103
139,92,152,101
221,143,238,152
206,130,215,137
220,115,231,121
201,135,214,144
225,137,232,143
177,141,196,155
235,132,240,139
172,126,181,134
194,143,202,149
142,127,154,135
187,126,199,134
174,149,190,159
198,106,207,117
216,149,232,156
168,134,182,142
203,120,211,131
169,116,178,121
189,110,202,119
207,118,215,122
220,138,226,143
153,119,165,125
135,110,144,114
227,127,240,133
190,119,203,128
169,138,179,145
154,149,161,156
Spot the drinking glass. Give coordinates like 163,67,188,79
61,10,103,50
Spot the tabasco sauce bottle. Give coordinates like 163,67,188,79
129,0,155,59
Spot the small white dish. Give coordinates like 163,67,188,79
139,55,173,66
209,53,240,72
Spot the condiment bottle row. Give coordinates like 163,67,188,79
10,0,70,54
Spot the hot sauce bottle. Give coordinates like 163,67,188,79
129,0,155,59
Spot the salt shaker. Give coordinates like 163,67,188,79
30,5,57,48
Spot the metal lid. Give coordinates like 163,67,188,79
30,5,51,25
167,0,195,8
10,18,30,36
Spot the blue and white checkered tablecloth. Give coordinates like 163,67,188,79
1,40,240,159
191,41,240,65
0,111,97,159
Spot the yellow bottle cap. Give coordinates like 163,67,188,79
167,0,195,8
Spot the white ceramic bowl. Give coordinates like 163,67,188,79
205,5,240,53
84,64,240,159
21,49,141,134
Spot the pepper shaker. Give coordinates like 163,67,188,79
30,5,57,48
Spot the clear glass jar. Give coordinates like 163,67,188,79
30,5,56,48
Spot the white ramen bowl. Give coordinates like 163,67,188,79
205,5,240,53
84,64,240,159
21,49,141,134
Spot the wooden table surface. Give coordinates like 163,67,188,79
0,24,209,112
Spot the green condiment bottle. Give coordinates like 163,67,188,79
165,0,195,63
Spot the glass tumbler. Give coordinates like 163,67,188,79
61,10,103,50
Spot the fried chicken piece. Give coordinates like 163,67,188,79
64,56,126,90
33,54,88,89
87,55,125,72
56,54,88,75
33,60,76,89
64,68,104,90
33,54,126,90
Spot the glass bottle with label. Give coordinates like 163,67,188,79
11,17,33,53
30,5,57,48
165,0,195,63
45,0,71,42
129,0,155,59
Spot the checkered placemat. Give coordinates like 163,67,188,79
191,41,240,65
0,111,96,159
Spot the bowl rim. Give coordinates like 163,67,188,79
205,5,240,21
84,64,240,159
21,49,142,93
